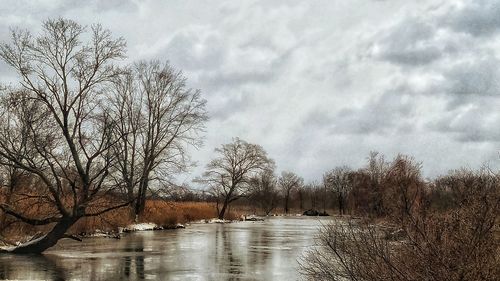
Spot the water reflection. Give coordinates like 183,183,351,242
0,254,66,280
0,217,331,281
121,235,145,280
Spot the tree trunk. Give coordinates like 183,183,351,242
298,191,303,210
135,175,149,217
127,182,134,203
215,197,220,216
218,198,229,219
338,194,344,215
284,193,289,214
323,187,327,214
2,217,78,254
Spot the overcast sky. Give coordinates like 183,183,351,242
1,0,499,182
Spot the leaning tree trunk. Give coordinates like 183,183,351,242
218,198,229,220
218,185,237,220
1,216,78,254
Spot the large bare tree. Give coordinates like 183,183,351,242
111,61,207,218
0,18,128,253
197,138,274,219
279,171,303,214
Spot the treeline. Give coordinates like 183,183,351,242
189,146,497,220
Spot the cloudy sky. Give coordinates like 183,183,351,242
1,0,499,182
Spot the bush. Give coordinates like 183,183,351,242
300,169,499,281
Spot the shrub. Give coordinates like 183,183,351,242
301,169,499,281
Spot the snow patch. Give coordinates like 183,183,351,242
191,218,236,224
119,222,185,233
121,222,160,232
241,215,265,221
0,235,47,252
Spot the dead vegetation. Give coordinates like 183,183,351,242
0,197,241,245
301,157,500,281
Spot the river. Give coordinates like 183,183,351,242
0,217,332,281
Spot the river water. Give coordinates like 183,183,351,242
0,217,331,281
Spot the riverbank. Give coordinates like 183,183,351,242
0,197,344,247
0,201,248,246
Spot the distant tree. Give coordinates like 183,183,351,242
381,155,424,219
249,170,279,215
197,138,274,219
296,185,306,211
308,181,323,210
364,151,389,215
279,171,303,214
0,18,127,253
324,166,352,215
111,61,207,218
345,170,371,214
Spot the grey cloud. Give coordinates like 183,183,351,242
370,1,497,67
204,71,276,92
445,57,500,97
421,55,500,110
200,45,294,91
1,0,500,182
372,17,443,66
161,28,225,71
332,89,416,135
296,84,417,138
443,0,500,37
427,104,500,143
209,90,256,121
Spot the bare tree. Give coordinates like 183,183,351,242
296,185,305,211
324,166,352,215
111,61,207,218
197,138,274,219
249,170,279,215
0,18,128,253
365,151,389,215
279,171,303,214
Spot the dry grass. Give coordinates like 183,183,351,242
0,194,250,243
141,200,218,225
69,201,222,234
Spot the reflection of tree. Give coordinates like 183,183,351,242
124,255,131,277
120,235,145,280
215,225,243,280
0,254,66,280
248,226,271,268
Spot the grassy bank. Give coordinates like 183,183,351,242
0,200,248,244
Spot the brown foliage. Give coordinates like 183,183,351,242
0,195,230,244
301,163,500,281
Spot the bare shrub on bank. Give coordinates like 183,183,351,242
301,162,499,281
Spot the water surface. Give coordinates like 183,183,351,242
0,217,331,281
